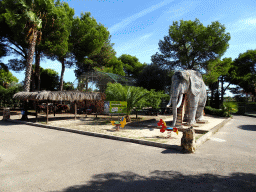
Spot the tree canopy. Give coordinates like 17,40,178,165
203,57,232,85
29,65,59,91
203,57,232,108
94,56,125,76
1,0,56,91
226,49,256,97
136,63,173,92
118,54,146,78
63,81,75,91
39,68,59,91
75,34,118,77
0,68,18,88
151,18,231,71
43,0,75,91
0,69,22,107
71,12,109,72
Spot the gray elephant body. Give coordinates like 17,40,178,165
167,70,207,126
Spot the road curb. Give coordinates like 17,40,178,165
5,117,231,152
6,119,183,151
242,114,256,118
195,117,232,149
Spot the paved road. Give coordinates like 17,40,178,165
0,115,255,192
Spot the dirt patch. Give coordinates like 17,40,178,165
9,114,226,145
44,117,189,145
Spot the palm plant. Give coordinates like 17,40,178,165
105,83,150,121
2,0,55,120
2,0,55,92
222,101,238,117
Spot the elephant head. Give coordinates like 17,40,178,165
167,70,204,126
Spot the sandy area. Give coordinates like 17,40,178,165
8,113,227,145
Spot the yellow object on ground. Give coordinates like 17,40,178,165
111,117,126,129
120,118,126,128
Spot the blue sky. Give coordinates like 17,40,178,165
3,0,256,95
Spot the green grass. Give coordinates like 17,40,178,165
37,121,46,124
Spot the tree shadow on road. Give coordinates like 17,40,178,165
238,125,256,131
0,120,19,126
58,170,256,192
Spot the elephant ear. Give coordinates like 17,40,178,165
190,71,203,96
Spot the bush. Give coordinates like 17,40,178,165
105,83,169,117
205,106,226,117
205,101,238,117
221,101,238,116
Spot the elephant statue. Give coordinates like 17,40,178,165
167,70,207,127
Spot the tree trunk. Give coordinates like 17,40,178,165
31,70,36,91
86,78,88,91
214,79,220,109
35,50,41,91
59,57,65,91
220,76,224,106
22,30,38,120
210,84,214,107
24,30,38,92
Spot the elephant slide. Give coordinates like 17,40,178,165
167,70,207,127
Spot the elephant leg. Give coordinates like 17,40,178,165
196,105,204,121
187,106,198,125
196,94,207,121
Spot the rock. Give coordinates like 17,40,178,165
181,126,196,153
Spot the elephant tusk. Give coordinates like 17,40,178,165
166,96,172,107
176,94,183,108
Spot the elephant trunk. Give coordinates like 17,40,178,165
172,93,183,127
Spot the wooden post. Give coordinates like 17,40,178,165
46,101,48,124
53,101,56,117
84,100,87,118
35,100,38,122
74,101,77,120
94,100,97,118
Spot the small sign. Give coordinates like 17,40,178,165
105,101,127,114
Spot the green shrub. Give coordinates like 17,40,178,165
205,106,226,117
221,101,238,116
205,101,238,117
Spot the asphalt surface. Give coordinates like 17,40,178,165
0,115,255,192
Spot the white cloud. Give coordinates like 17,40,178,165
115,33,154,53
108,0,174,34
139,33,153,40
227,16,256,34
165,1,195,21
244,18,256,25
